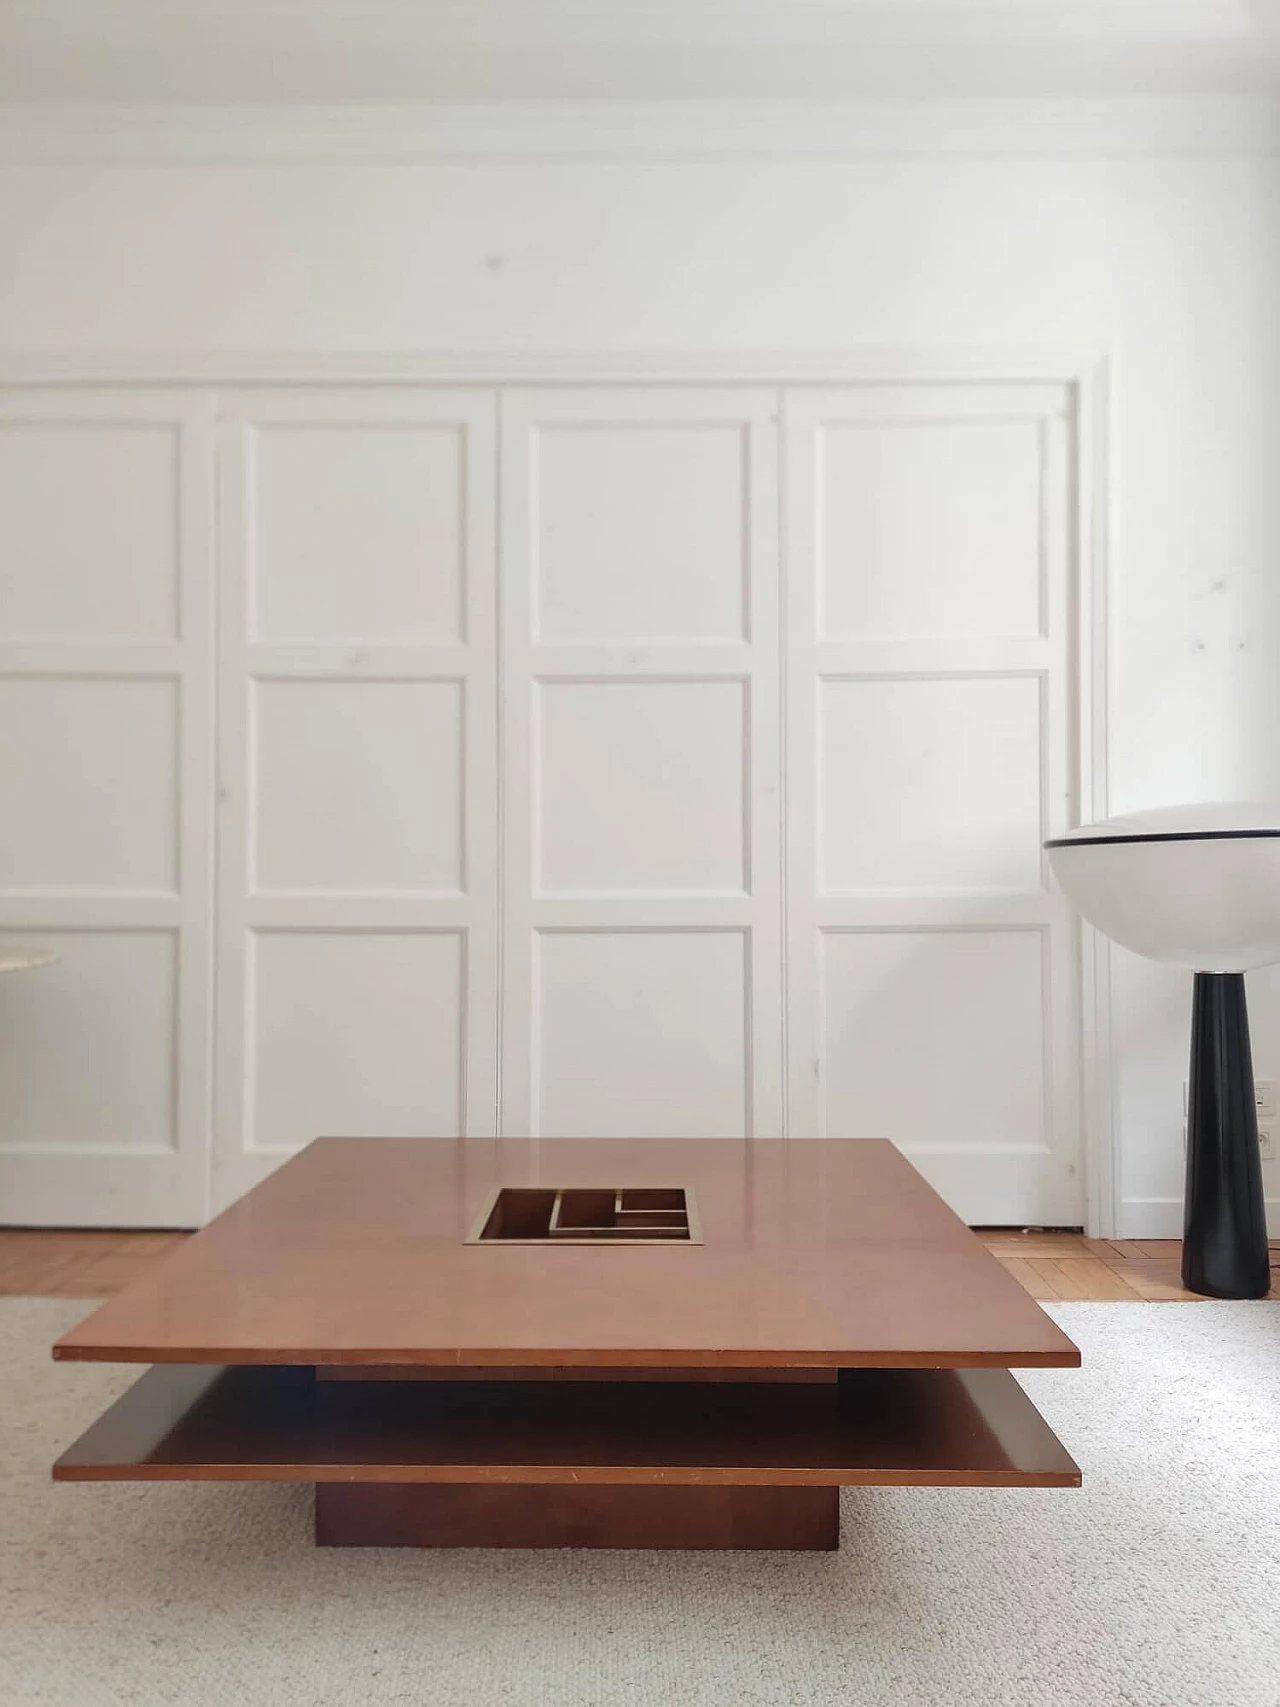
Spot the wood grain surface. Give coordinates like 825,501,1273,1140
52,1139,1080,1370
53,1362,1080,1488
314,1483,842,1550
10,1226,1276,1302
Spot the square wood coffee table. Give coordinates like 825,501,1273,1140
53,1138,1080,1551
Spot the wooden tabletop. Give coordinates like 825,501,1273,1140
54,1138,1080,1370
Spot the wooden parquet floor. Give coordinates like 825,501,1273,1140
979,1232,1280,1301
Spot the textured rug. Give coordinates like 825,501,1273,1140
3,1300,1280,1707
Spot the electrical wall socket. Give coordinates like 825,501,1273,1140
1181,1120,1277,1160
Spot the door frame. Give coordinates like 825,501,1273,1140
0,348,1112,1233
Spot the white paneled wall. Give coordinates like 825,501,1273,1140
212,389,498,1206
784,384,1081,1222
2,125,1275,1237
0,389,214,1224
499,388,783,1140
0,374,1083,1225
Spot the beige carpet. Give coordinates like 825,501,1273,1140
3,1298,1280,1707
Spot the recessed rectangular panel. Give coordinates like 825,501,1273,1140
250,931,464,1151
818,419,1043,640
252,424,465,643
537,681,746,894
820,930,1047,1149
469,1185,699,1244
820,675,1043,891
534,424,747,642
0,422,178,641
0,677,177,891
535,932,748,1137
0,931,177,1150
253,680,463,893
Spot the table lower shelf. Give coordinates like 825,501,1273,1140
54,1363,1078,1549
54,1363,1079,1490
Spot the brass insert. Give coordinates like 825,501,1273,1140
467,1186,702,1246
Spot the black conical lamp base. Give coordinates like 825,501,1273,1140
1182,972,1271,1299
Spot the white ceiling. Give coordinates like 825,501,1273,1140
0,0,1277,103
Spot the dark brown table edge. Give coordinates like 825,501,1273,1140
52,1343,1082,1368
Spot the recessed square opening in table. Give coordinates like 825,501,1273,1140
468,1186,701,1245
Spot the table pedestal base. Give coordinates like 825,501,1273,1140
315,1481,840,1550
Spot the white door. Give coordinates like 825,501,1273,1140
211,388,498,1210
0,370,1085,1229
0,388,214,1225
782,382,1082,1224
498,387,784,1137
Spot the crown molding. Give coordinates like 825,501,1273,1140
2,97,1279,164
0,346,1107,388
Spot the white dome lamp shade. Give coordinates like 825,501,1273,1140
1046,804,1280,1299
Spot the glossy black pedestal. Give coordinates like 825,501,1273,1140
1182,972,1271,1299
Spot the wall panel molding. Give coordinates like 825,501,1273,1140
211,387,499,1211
0,348,1106,388
0,387,216,1225
499,386,784,1138
0,349,1109,1228
783,376,1090,1224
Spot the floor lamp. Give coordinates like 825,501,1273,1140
1046,805,1280,1300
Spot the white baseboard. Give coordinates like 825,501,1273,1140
1119,1197,1280,1240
